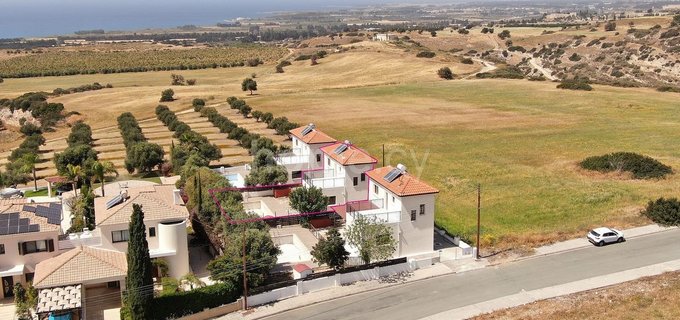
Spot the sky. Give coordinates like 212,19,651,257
0,0,428,38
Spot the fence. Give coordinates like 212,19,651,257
248,258,411,307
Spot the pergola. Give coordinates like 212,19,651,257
44,176,69,198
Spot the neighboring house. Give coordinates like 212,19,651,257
0,201,63,300
94,185,190,278
363,164,439,257
33,245,127,320
302,140,377,206
373,33,398,41
276,123,336,181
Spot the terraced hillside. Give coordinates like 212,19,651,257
0,103,289,180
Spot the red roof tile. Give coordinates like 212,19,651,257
366,166,439,197
320,142,377,166
289,125,336,145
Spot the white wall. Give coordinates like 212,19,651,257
246,262,413,307
0,230,61,299
344,163,373,203
367,180,436,258
399,194,436,257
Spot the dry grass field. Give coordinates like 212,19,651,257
474,271,680,320
1,35,679,251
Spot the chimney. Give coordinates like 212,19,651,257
173,189,184,205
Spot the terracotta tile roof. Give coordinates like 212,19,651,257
33,246,127,288
293,263,311,273
320,142,377,166
95,185,189,226
366,166,439,197
289,125,336,145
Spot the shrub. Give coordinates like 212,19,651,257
498,30,511,40
641,198,680,226
160,89,175,102
657,86,680,93
192,98,205,111
437,67,454,80
557,79,593,91
580,152,672,179
186,79,197,86
19,122,42,136
568,53,581,62
461,58,474,64
604,21,617,32
416,51,436,58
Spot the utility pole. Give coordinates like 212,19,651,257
382,144,385,166
242,224,248,310
476,183,481,260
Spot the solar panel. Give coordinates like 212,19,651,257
301,125,314,136
29,225,40,232
333,144,348,154
23,205,36,213
106,194,124,210
19,218,29,226
383,168,403,183
0,227,7,235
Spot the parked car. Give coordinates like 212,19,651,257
0,187,23,199
587,227,625,246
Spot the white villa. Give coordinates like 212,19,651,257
302,140,377,206
276,123,337,181
17,184,191,319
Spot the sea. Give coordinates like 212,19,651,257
0,0,388,39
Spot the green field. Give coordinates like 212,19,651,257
248,79,680,249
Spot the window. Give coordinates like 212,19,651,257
149,227,156,237
420,204,426,215
112,230,130,243
353,177,358,186
411,210,417,221
316,154,321,162
327,196,336,205
107,281,120,288
25,273,34,283
327,158,330,166
0,244,4,254
295,139,298,146
18,240,53,255
392,196,395,203
361,173,366,182
292,171,302,179
374,185,379,194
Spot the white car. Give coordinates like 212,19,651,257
587,227,625,246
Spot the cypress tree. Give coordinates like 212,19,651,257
125,204,154,319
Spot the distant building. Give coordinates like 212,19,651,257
373,33,398,42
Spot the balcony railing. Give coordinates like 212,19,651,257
345,198,401,224
349,210,401,224
302,169,343,189
275,153,309,165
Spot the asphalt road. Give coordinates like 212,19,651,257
262,229,680,320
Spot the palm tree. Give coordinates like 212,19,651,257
92,161,119,197
20,153,40,192
65,164,82,197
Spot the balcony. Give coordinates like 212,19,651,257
58,229,102,249
341,199,401,224
302,169,343,189
276,153,309,166
276,149,309,166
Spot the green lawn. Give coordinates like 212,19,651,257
24,188,53,198
248,79,680,249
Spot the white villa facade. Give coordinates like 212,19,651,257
276,124,336,182
302,140,377,206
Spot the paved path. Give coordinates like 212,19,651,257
260,228,680,320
